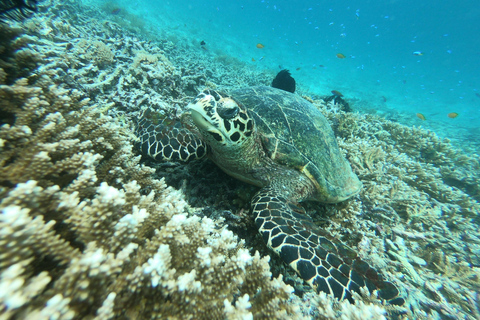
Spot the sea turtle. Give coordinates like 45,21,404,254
135,86,404,305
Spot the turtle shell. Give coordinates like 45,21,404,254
230,86,361,203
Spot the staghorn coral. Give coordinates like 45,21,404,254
312,289,389,320
82,40,115,68
0,20,300,320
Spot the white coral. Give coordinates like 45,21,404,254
96,182,126,206
177,270,201,292
0,261,51,311
224,294,253,320
143,244,175,288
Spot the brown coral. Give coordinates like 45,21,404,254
0,19,300,320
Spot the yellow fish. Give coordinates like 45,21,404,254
416,113,426,121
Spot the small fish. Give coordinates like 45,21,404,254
331,90,343,97
111,8,121,15
416,113,426,121
200,40,206,46
336,53,346,59
252,58,255,62
447,112,458,118
259,56,264,61
318,64,325,68
381,96,387,102
475,92,480,98
412,51,424,56
256,43,265,49
296,67,301,71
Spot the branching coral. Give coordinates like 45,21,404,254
311,99,480,319
0,19,300,320
2,1,479,319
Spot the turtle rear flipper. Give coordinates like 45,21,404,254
135,108,207,162
252,186,404,305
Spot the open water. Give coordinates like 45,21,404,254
84,0,480,152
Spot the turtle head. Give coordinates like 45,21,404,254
186,90,255,149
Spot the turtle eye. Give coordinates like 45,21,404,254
217,98,240,120
218,105,239,119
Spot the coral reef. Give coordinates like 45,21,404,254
309,99,480,319
0,12,300,320
1,1,479,319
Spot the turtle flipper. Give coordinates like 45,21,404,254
252,186,404,305
134,108,207,162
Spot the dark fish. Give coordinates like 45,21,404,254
0,0,38,22
475,92,480,98
200,40,206,46
331,90,343,97
111,8,121,15
272,69,296,93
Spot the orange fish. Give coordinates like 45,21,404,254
447,112,458,118
256,43,265,49
331,90,343,97
416,113,426,121
252,58,255,62
336,53,346,59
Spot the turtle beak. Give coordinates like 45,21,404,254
187,97,227,144
189,108,214,132
186,95,219,131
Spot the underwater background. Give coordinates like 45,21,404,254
84,0,480,153
1,0,479,319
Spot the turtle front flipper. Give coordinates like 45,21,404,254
252,186,404,305
134,108,207,162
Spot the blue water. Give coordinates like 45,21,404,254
93,0,480,145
